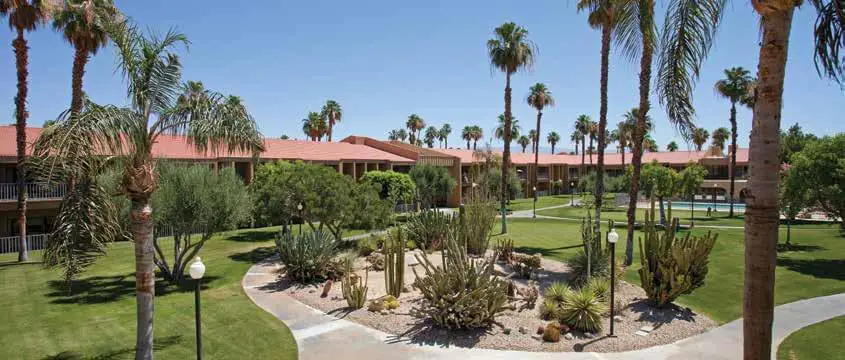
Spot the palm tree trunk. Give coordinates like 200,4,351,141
71,46,89,116
621,144,626,167
595,23,611,234
132,196,155,360
328,121,333,142
580,137,586,182
551,143,555,154
744,6,794,360
625,23,654,266
14,30,29,262
588,137,594,164
729,103,738,217
534,110,542,199
501,73,513,234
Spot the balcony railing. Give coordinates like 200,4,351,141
0,182,66,201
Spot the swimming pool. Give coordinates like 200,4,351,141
664,201,746,212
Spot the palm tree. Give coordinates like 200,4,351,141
570,130,582,155
405,114,425,146
574,114,592,179
52,0,119,117
488,21,535,234
577,0,625,234
712,127,730,151
517,135,531,153
320,100,342,142
587,119,597,165
528,129,538,153
388,129,401,141
396,128,408,142
470,125,484,150
612,119,631,166
527,83,554,199
666,141,679,151
302,111,326,141
715,66,755,217
495,114,521,140
461,126,473,149
424,126,438,148
32,22,263,359
439,123,451,148
643,136,658,152
692,128,709,151
547,131,561,154
2,0,51,262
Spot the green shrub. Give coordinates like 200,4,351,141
558,288,607,333
411,228,509,329
512,253,542,279
542,322,561,342
275,230,339,282
406,210,454,250
638,217,717,307
356,236,376,256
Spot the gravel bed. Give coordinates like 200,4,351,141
278,250,716,353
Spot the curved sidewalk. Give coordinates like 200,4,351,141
243,258,845,360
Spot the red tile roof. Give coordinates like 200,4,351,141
0,126,414,163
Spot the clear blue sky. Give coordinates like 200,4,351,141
1,0,842,152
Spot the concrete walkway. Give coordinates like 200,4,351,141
242,258,845,360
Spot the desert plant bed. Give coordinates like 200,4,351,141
279,249,716,352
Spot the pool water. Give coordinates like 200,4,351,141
665,201,746,212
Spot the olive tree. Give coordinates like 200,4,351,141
409,164,456,209
152,164,250,284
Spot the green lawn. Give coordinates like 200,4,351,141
0,226,299,360
507,195,573,211
538,205,749,227
497,218,845,324
776,316,845,360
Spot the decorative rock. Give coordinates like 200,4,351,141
613,315,624,323
564,332,574,340
503,328,512,335
380,310,389,315
531,335,543,341
516,326,527,335
584,332,596,339
402,285,412,293
634,330,649,337
640,325,655,333
308,289,316,294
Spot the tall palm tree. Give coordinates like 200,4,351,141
488,21,535,234
692,128,710,151
612,118,631,166
666,141,679,151
643,135,658,152
570,130,582,155
52,0,119,117
574,114,592,179
469,125,483,150
528,129,538,153
494,114,521,140
424,126,438,148
461,126,473,149
527,82,554,198
32,22,263,359
577,0,625,233
439,123,451,148
517,135,530,153
396,128,407,142
712,127,730,151
587,119,597,165
405,114,425,146
2,0,51,262
320,100,342,142
715,66,755,217
302,111,326,141
547,131,561,154
387,129,401,141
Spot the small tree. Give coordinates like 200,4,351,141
779,165,812,246
790,134,843,231
640,162,678,225
409,164,456,209
152,164,250,284
677,163,707,226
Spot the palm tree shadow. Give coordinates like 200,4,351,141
42,335,183,360
225,229,278,243
46,274,220,305
776,243,825,253
228,246,276,264
514,244,583,257
384,318,486,348
628,299,698,332
776,257,845,281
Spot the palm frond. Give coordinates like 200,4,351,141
164,93,264,154
656,0,726,136
614,0,657,63
809,0,845,84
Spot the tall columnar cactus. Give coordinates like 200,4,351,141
342,270,368,309
580,214,604,279
384,229,406,298
637,212,718,307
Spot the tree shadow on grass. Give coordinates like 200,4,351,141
514,244,583,258
0,260,42,270
384,318,485,349
776,258,845,281
225,229,278,243
46,274,220,305
776,243,825,253
43,335,183,360
228,246,276,264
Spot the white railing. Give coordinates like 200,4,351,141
0,234,48,254
0,182,66,201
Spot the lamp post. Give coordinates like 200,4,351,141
712,184,718,213
297,203,303,234
569,180,576,206
189,257,206,360
532,186,537,218
607,229,619,337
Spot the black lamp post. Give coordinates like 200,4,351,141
297,203,303,234
607,228,619,337
712,184,718,213
532,186,537,218
569,180,576,206
189,257,206,360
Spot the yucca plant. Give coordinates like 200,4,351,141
275,230,339,282
558,288,607,333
